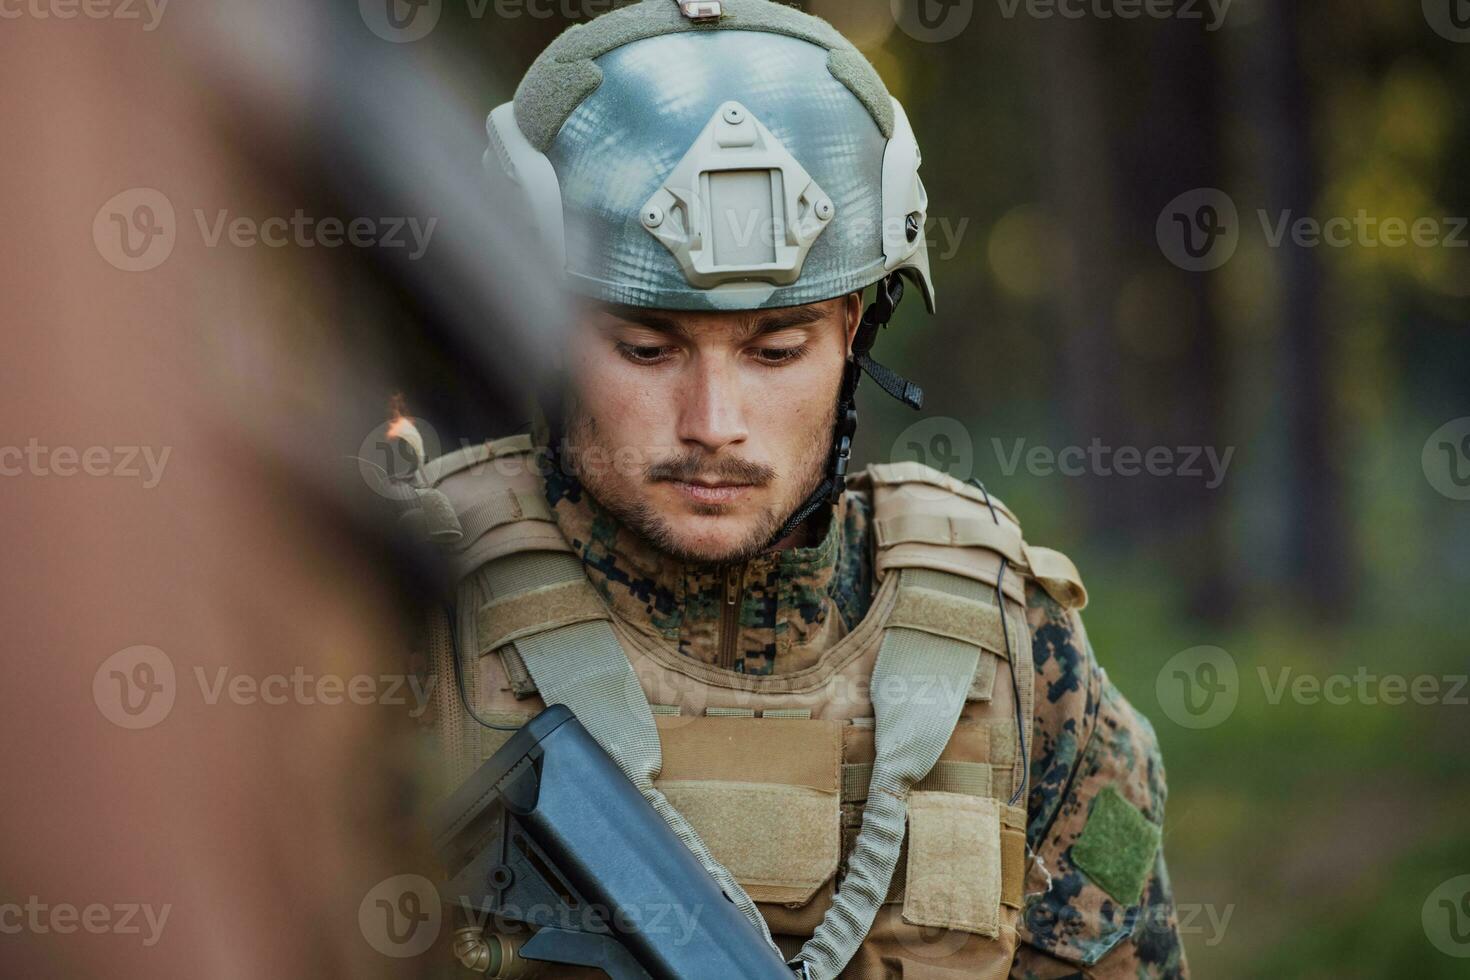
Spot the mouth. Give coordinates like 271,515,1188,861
662,479,756,506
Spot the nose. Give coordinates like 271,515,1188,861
674,351,748,455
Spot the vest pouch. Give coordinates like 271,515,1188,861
902,791,1002,936
652,715,843,935
838,794,1023,980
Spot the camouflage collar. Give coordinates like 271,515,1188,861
544,469,874,676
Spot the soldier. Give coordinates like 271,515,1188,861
408,1,1187,976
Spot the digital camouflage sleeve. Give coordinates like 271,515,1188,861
1013,588,1188,979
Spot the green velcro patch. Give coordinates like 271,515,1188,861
1070,786,1161,906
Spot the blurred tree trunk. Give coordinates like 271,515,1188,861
1039,21,1129,532
1248,0,1351,615
1041,18,1235,619
1134,18,1234,620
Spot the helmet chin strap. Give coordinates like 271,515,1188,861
765,273,924,549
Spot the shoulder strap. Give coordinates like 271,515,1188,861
794,462,1045,978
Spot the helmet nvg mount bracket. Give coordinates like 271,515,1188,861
639,99,836,291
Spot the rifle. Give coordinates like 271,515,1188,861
432,704,798,979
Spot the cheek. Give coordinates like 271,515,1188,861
571,350,672,444
749,357,842,448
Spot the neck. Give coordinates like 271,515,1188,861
544,469,875,676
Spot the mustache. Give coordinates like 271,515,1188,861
647,452,776,487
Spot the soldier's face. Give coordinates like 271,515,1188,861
565,293,863,563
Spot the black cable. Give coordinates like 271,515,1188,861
972,479,1029,807
446,602,522,732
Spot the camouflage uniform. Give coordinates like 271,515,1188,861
545,470,1189,978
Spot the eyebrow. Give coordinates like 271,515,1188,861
601,303,831,341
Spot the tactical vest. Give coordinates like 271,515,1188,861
412,436,1087,980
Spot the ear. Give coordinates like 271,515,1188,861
843,291,863,355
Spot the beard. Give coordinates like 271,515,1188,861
562,406,834,565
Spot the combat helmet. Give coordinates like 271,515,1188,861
488,0,934,535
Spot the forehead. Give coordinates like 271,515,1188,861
586,297,844,342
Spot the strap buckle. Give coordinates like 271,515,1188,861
676,0,722,20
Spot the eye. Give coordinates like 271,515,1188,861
615,341,676,365
750,344,810,366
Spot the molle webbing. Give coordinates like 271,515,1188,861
875,513,1026,566
841,760,993,802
